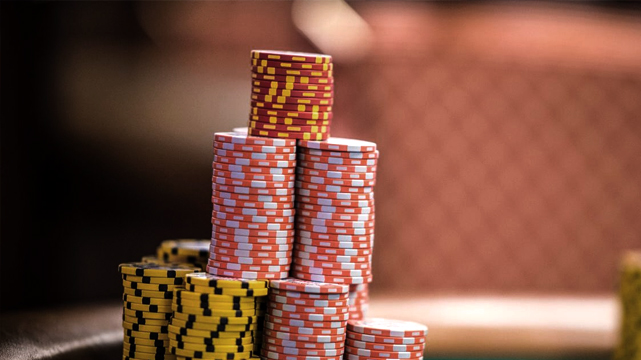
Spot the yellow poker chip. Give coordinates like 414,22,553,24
122,352,175,360
124,328,169,340
170,317,258,332
123,342,166,354
174,298,256,310
185,273,268,289
123,274,185,285
122,294,172,306
119,262,198,278
124,335,168,347
123,287,173,299
123,314,168,326
171,303,256,317
123,308,172,320
185,284,268,297
168,332,253,345
122,320,168,334
167,324,253,339
122,279,181,292
169,346,252,359
175,290,255,303
123,301,172,313
171,311,257,325
171,340,247,353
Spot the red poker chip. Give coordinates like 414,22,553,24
265,314,347,329
248,128,329,141
214,148,297,161
295,237,373,250
268,301,349,315
296,223,374,236
211,197,294,210
212,210,294,224
297,196,374,209
347,319,428,338
296,182,373,195
301,148,379,160
293,250,370,264
211,239,293,252
212,218,294,231
212,183,295,196
262,330,346,344
250,120,330,134
251,59,333,71
260,349,341,360
251,100,332,113
296,231,374,243
297,203,374,215
250,115,331,126
212,176,294,189
214,154,297,168
251,73,334,85
212,225,295,238
213,141,295,154
263,336,345,350
270,278,348,294
213,204,295,217
206,265,288,280
208,252,291,266
212,231,293,244
269,294,348,308
252,66,332,78
213,162,296,175
252,86,334,98
267,310,349,323
212,190,295,203
213,169,296,183
262,344,343,357
297,216,374,230
251,50,332,64
251,94,333,106
292,258,371,270
298,161,376,174
251,107,332,120
208,260,290,273
345,346,424,359
270,288,349,300
346,332,425,345
292,265,371,278
252,80,334,92
345,339,424,353
214,131,296,147
291,270,372,285
294,244,372,257
297,153,377,167
298,138,376,153
296,167,375,181
296,174,375,188
264,322,346,336
298,210,374,222
210,246,291,258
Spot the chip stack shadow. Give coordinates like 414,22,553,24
249,50,334,141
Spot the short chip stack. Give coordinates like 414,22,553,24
262,278,349,360
346,318,428,360
119,262,198,360
209,132,297,280
168,273,268,359
290,137,377,293
156,239,210,271
347,284,369,320
614,251,641,360
248,50,333,141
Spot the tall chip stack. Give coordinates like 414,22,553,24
614,250,641,360
118,262,199,360
248,50,333,141
167,273,267,359
291,138,377,320
209,132,297,280
262,278,349,360
345,318,428,360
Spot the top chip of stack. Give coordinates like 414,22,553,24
345,318,427,360
248,50,333,141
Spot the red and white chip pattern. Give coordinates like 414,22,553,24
345,318,427,360
209,131,296,281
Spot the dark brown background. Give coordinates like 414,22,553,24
2,1,641,312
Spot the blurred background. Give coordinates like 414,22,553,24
2,1,641,359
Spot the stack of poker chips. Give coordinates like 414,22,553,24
614,251,641,360
345,318,428,360
347,284,369,320
248,50,333,141
167,273,268,359
262,278,349,360
156,239,210,271
290,138,377,292
209,132,297,280
119,262,199,360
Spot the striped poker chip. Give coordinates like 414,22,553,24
270,278,349,294
347,318,428,338
298,137,377,153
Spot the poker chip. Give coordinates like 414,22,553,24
345,339,424,352
123,315,168,326
298,210,374,221
251,94,333,106
252,100,332,113
292,265,371,278
185,273,268,289
122,280,180,292
251,65,332,78
168,332,253,345
295,244,372,256
293,250,370,263
251,107,332,120
123,308,172,320
297,153,377,167
214,148,297,161
297,197,374,209
208,253,290,266
298,161,376,174
211,217,294,231
210,247,291,258
122,321,168,334
123,301,172,313
267,310,349,324
212,210,294,224
264,329,345,343
251,59,333,71
119,262,198,278
251,72,334,85
297,217,374,230
252,80,334,92
262,344,343,357
124,335,169,347
347,319,428,338
170,318,257,332
123,275,184,285
211,239,293,252
174,290,254,303
213,169,296,182
171,312,257,325
211,190,294,203
212,177,294,190
263,336,344,350
211,224,294,238
213,162,296,175
211,231,293,245
252,86,333,99
206,266,290,280
269,294,348,308
250,115,331,127
174,298,256,310
260,350,341,360
298,138,377,153
248,128,329,141
207,260,290,273
268,301,349,314
270,288,349,300
296,182,373,196
214,132,296,147
249,120,329,134
214,142,295,154
291,270,371,285
298,203,374,215
297,167,375,181
214,154,297,168
264,322,345,335
184,283,269,297
301,148,379,160
211,197,294,210
213,204,295,217
169,346,252,359
295,238,373,250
